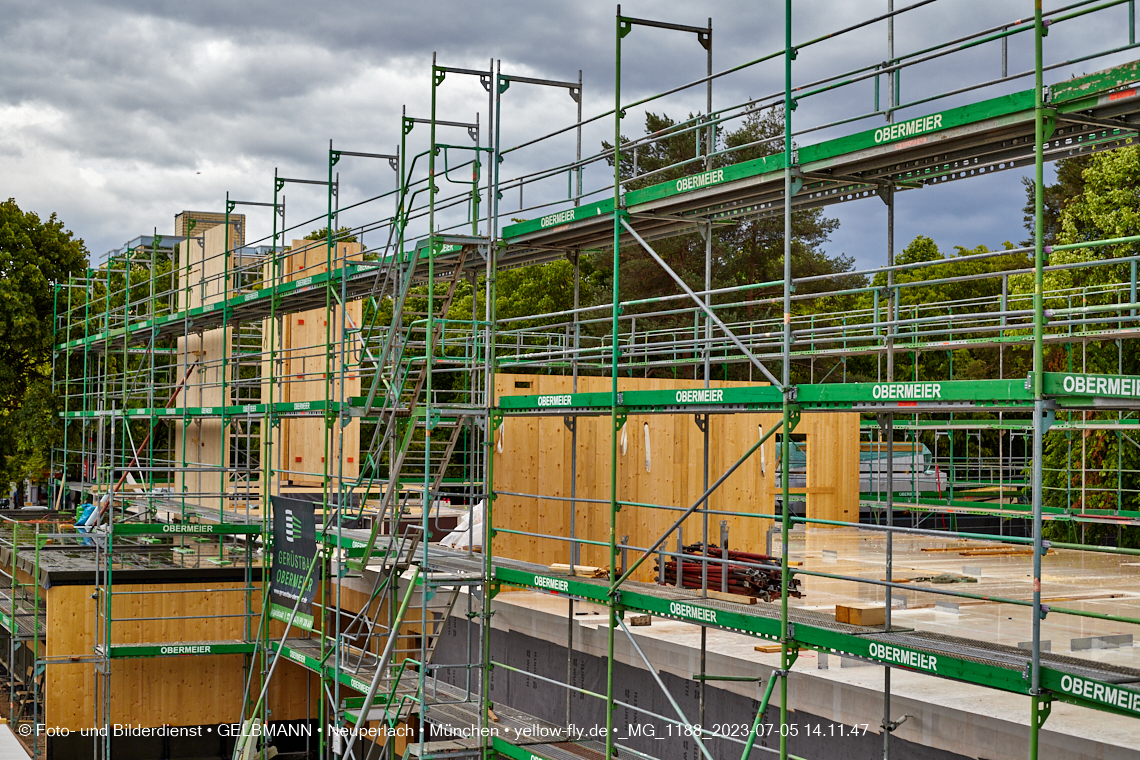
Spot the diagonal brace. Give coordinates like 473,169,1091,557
617,615,715,760
620,218,783,389
610,422,781,591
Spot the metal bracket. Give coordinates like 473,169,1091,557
331,150,342,167
563,416,576,433
479,73,492,92
787,405,802,432
388,155,399,172
491,410,504,431
433,67,446,87
467,126,479,143
403,117,415,136
884,714,911,733
694,413,709,433
790,176,804,197
498,75,510,95
615,409,628,432
1036,694,1052,728
619,18,633,38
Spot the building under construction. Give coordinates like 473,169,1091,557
12,3,1140,759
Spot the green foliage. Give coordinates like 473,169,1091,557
1020,154,1092,247
448,259,590,331
1014,149,1140,539
863,236,1030,384
304,226,358,243
594,108,858,380
0,199,88,483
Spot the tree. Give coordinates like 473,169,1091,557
0,199,88,486
595,108,859,380
868,235,1030,384
1012,149,1140,544
304,226,358,243
1020,154,1092,247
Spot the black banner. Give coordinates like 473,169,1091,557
270,496,320,630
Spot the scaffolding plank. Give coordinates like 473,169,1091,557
501,58,1140,258
490,562,1140,717
106,641,256,658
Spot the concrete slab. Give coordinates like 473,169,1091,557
472,523,1140,760
0,725,28,759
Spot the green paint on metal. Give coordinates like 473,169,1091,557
112,523,260,535
108,642,256,658
492,737,557,760
1043,371,1140,399
500,198,616,240
1041,669,1140,718
497,378,1034,415
53,261,382,351
269,604,315,632
494,567,608,603
1051,58,1140,104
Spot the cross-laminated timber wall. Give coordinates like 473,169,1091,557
493,374,859,581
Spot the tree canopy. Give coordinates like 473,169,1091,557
0,199,88,484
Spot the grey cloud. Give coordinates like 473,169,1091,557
0,0,1133,264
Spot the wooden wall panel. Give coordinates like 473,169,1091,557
45,582,316,730
282,240,363,487
174,224,235,511
492,374,858,582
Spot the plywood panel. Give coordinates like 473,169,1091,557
174,224,237,511
45,582,316,730
282,240,364,487
493,374,858,582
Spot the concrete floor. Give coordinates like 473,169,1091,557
478,526,1140,759
784,526,1140,670
0,725,27,759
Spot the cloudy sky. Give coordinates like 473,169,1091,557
2,0,1136,270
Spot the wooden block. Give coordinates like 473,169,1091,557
706,589,757,605
549,563,605,578
628,615,652,626
836,604,885,627
754,644,783,653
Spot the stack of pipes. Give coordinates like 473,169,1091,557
656,543,803,602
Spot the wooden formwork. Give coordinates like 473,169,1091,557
34,571,316,731
492,374,859,581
